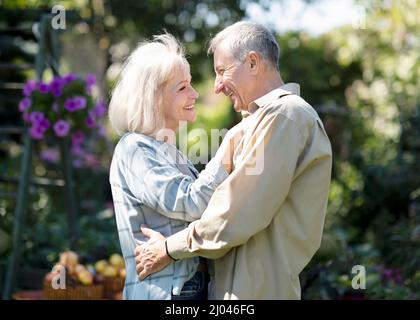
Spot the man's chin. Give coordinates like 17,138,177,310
233,103,242,112
228,96,242,112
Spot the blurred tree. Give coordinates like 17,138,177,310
278,32,360,107
105,0,250,82
2,0,262,81
327,0,420,237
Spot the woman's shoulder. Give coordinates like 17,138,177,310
114,132,171,166
115,132,162,154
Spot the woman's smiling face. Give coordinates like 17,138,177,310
163,64,199,131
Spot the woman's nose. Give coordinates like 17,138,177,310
190,86,199,99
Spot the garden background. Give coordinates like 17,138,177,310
0,0,419,299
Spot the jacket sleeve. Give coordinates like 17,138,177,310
166,112,305,259
121,146,228,222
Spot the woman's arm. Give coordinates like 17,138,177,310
118,142,230,222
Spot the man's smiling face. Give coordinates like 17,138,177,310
213,43,254,112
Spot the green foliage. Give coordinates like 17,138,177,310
2,0,259,83
302,0,420,299
104,0,251,82
303,213,420,300
324,0,420,234
278,32,360,106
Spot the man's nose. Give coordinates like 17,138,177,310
214,77,224,94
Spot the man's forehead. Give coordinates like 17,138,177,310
213,44,234,66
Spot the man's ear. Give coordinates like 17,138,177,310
247,51,260,75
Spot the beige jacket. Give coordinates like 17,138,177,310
166,83,332,299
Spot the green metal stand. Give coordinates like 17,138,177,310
59,136,79,249
2,14,79,300
2,134,33,300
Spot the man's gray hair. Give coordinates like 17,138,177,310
208,21,279,70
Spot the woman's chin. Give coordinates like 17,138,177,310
183,113,197,123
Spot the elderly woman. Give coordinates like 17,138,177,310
108,34,237,300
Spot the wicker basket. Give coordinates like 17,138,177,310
100,276,125,299
43,279,103,300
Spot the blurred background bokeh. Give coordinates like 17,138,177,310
0,0,419,299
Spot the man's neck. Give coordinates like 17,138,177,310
258,72,284,97
245,72,284,111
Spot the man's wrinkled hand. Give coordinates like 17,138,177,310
134,226,173,280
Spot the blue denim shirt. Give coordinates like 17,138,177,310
109,132,228,299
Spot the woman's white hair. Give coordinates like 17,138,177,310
208,21,279,70
109,33,189,136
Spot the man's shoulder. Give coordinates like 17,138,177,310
266,94,320,128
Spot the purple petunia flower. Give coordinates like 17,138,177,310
50,77,64,97
92,101,106,118
383,269,393,281
29,111,45,124
51,87,62,97
22,112,31,123
97,124,106,137
19,97,32,112
84,154,99,168
63,73,77,84
382,268,404,285
86,74,96,91
23,80,37,97
40,148,60,163
64,96,87,112
53,119,70,137
71,144,84,157
85,112,96,128
29,125,45,140
50,76,64,88
38,82,50,94
38,118,50,130
74,96,86,109
71,130,85,146
64,99,76,112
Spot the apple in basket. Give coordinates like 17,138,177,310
94,254,126,278
109,253,125,270
59,251,79,268
59,251,79,275
95,260,108,274
92,254,125,299
77,270,94,286
43,252,103,300
46,252,96,286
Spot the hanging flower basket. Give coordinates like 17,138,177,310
18,73,107,167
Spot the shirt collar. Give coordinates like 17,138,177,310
242,83,301,117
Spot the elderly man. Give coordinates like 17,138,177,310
135,21,332,299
